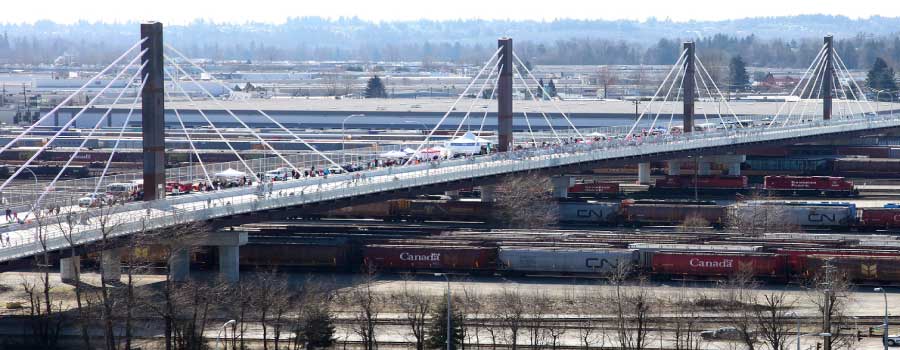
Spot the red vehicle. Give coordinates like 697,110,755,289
165,182,192,195
763,176,857,197
654,175,748,191
362,245,497,271
859,208,900,229
649,251,787,279
568,182,620,197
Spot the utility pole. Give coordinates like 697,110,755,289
823,261,834,350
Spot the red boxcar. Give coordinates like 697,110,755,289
569,182,620,195
649,251,787,279
773,248,900,277
804,255,900,283
763,176,857,196
655,175,748,190
362,245,497,271
859,208,900,229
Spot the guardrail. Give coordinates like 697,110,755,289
0,114,898,263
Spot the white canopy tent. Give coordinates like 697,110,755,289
444,131,491,155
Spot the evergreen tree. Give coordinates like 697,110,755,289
728,55,750,92
866,57,898,99
364,75,387,98
425,296,464,350
298,304,336,350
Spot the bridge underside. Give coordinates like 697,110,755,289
1,125,897,273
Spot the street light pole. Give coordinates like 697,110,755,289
341,114,365,152
435,273,451,350
789,312,801,350
876,287,889,350
214,319,236,350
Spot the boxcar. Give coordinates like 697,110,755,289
240,240,352,270
622,202,727,228
804,255,900,283
558,201,620,225
859,208,900,230
649,251,787,279
498,247,636,275
362,244,497,272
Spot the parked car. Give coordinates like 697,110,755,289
166,182,192,195
700,327,755,341
78,193,112,208
887,335,900,346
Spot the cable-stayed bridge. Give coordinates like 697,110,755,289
0,23,895,282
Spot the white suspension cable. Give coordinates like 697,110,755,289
452,62,500,138
477,68,502,136
694,55,744,128
164,45,343,169
512,64,562,143
626,50,688,138
766,45,827,128
0,39,146,158
834,53,879,117
786,55,828,127
163,69,213,187
781,56,825,126
694,62,730,127
512,52,584,139
31,61,146,211
694,76,711,126
403,47,503,165
521,110,538,145
93,76,148,196
166,56,305,178
0,50,146,193
453,61,501,138
648,61,685,133
777,52,827,128
164,68,260,182
664,72,686,133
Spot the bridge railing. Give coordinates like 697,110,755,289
0,113,897,262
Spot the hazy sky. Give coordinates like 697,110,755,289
5,0,899,24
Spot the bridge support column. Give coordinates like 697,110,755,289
683,42,695,133
209,231,247,283
444,190,460,199
667,160,682,176
60,256,80,284
637,162,651,185
697,161,712,176
100,248,123,283
480,185,496,202
168,247,190,282
823,35,834,121
141,22,166,201
497,38,513,152
550,176,571,199
727,162,742,176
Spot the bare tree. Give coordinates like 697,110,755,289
349,274,381,350
495,288,527,350
395,276,432,350
53,203,93,349
717,267,761,350
609,265,654,350
492,173,559,228
526,292,552,349
752,291,797,350
252,269,291,350
806,263,854,350
730,198,800,235
575,287,606,350
459,283,485,350
667,285,703,350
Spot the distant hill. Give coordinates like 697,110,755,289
0,15,898,67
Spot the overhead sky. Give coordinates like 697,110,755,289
5,0,898,24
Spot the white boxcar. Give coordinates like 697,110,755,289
733,202,856,228
499,247,636,274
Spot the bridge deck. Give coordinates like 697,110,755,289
1,115,898,263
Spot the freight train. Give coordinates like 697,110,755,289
650,175,858,197
314,198,900,231
238,237,900,284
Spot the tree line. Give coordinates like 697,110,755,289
1,18,900,69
